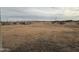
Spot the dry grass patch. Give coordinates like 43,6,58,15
1,23,79,52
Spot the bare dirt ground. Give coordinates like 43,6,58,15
1,23,79,52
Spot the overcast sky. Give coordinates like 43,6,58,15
64,7,79,20
0,7,79,21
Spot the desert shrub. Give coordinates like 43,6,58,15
13,22,17,25
51,21,56,24
58,22,65,24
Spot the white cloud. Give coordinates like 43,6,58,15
64,7,79,20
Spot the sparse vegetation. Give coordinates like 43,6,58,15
1,21,79,52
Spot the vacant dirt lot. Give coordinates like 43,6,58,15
1,23,79,52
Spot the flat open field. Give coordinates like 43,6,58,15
1,23,79,52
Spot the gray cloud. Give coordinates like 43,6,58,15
1,7,79,21
0,7,64,21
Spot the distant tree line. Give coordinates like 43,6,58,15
0,21,32,25
0,20,79,25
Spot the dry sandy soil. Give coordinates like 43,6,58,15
1,23,79,52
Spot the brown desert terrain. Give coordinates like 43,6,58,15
1,22,79,52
